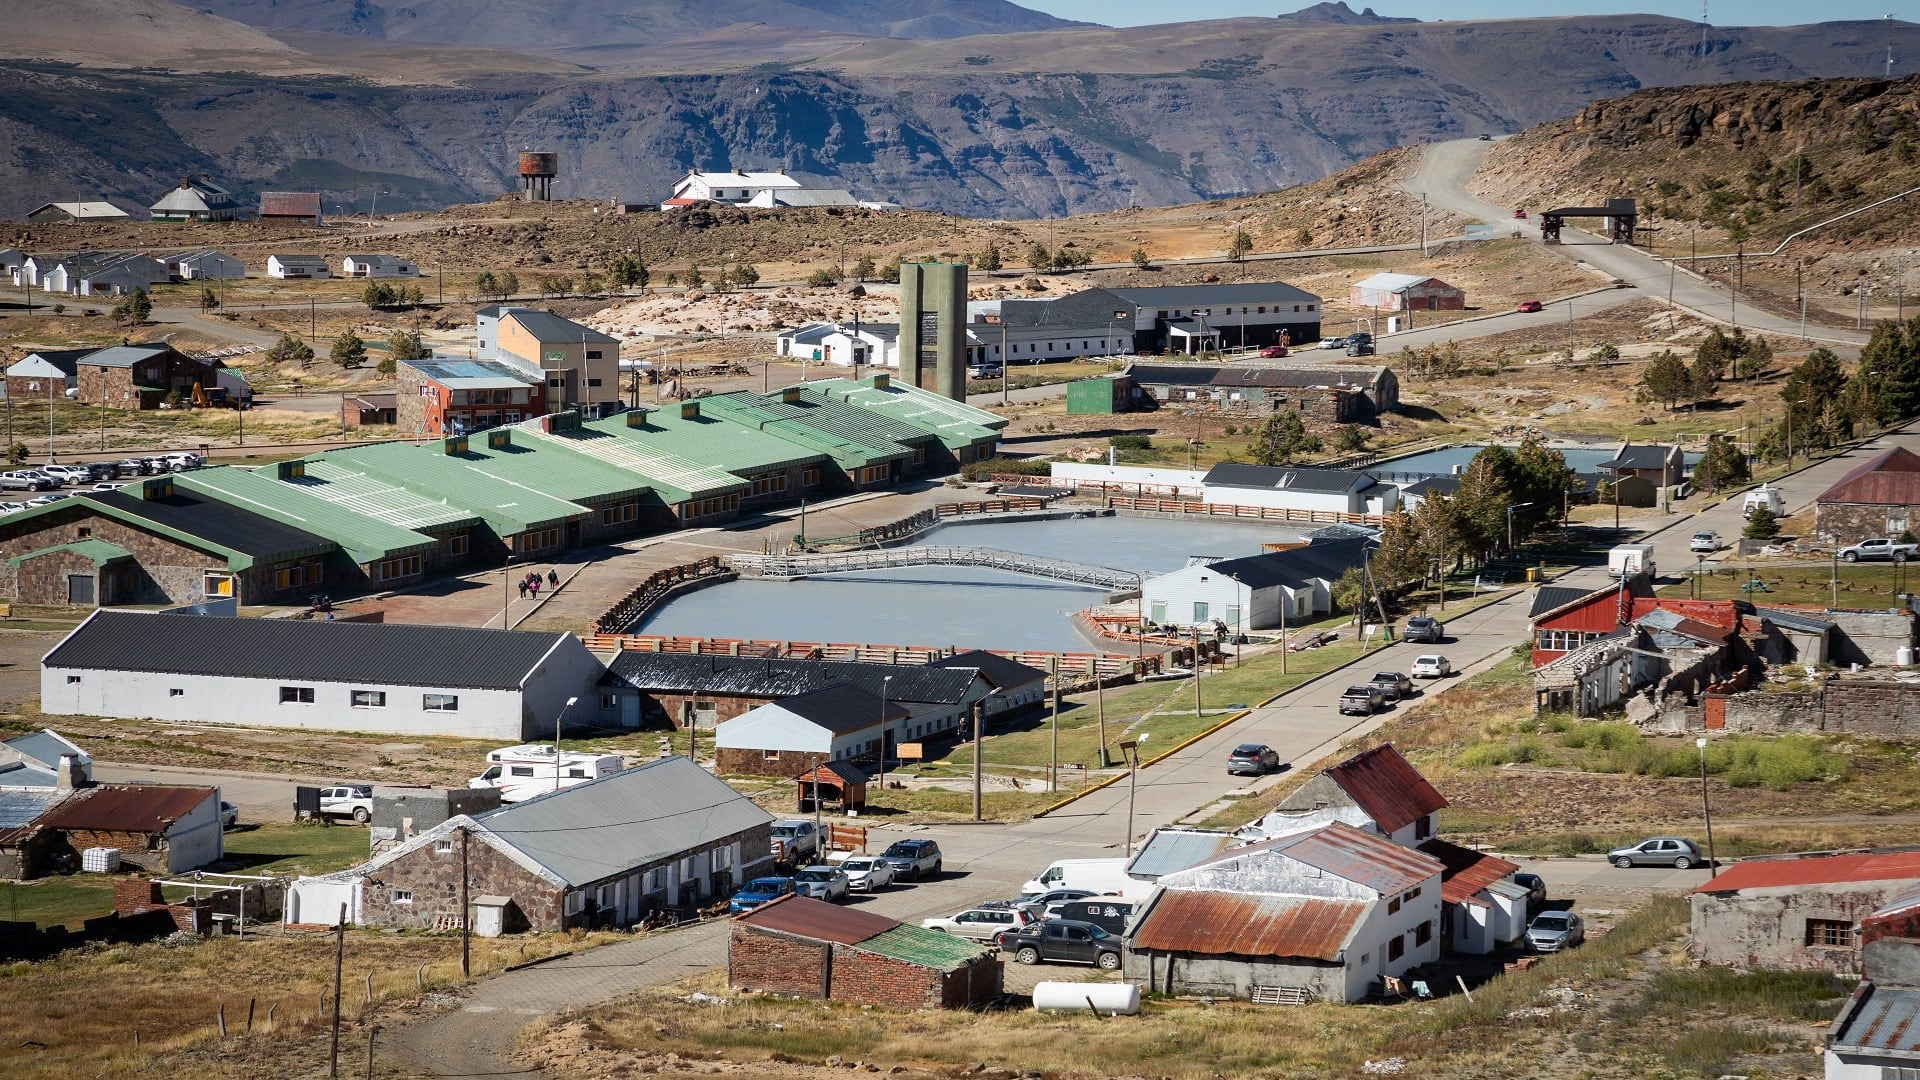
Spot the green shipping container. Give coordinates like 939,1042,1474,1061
1066,376,1126,415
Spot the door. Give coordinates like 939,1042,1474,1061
67,574,95,606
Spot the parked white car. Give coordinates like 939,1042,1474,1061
922,904,1033,943
839,855,897,891
1410,655,1453,679
1690,530,1719,553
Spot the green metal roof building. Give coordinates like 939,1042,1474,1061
699,389,929,485
519,413,750,507
805,375,1005,462
177,465,439,568
271,458,485,535
584,403,829,490
312,439,592,543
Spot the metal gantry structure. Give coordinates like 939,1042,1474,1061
730,547,1138,590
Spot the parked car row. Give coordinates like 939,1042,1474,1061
729,839,945,913
0,453,201,497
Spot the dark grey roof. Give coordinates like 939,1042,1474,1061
602,652,982,705
1106,281,1322,308
998,288,1133,330
1397,476,1461,498
79,488,334,561
1605,443,1677,471
470,756,773,888
1204,462,1376,494
42,610,573,690
928,650,1047,689
1831,982,1920,1055
1529,585,1597,619
1755,606,1838,634
504,309,619,345
774,683,905,734
1197,537,1372,591
19,348,93,377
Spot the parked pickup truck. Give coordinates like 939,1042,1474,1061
317,784,374,823
1840,538,1918,563
995,919,1124,969
770,819,820,862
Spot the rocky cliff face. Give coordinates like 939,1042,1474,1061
7,15,1920,221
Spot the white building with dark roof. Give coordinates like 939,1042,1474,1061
1139,536,1372,633
266,254,331,280
40,610,604,740
1202,462,1397,516
341,254,420,278
150,178,238,222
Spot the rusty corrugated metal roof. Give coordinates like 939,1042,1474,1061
259,191,322,218
1693,849,1920,894
1819,447,1920,508
1129,891,1366,960
39,784,214,833
1417,838,1519,906
1254,821,1442,895
732,892,897,945
1832,982,1920,1055
1322,745,1447,836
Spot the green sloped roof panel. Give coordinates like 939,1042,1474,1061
282,460,484,532
518,424,744,505
314,443,590,536
700,392,912,470
178,466,437,565
8,538,133,568
855,925,992,971
584,409,826,479
807,377,1005,451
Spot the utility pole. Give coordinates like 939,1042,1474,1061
971,701,983,822
330,903,347,1078
460,828,471,976
1047,660,1059,792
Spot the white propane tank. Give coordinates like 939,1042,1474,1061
1900,646,1916,667
1032,981,1141,1015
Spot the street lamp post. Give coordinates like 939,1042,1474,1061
1785,398,1807,463
1121,733,1149,857
554,695,578,792
1696,736,1718,879
1505,502,1533,550
877,675,893,800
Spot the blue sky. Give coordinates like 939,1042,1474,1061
1018,2,1909,27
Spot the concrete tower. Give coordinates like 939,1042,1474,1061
519,152,557,202
898,262,967,400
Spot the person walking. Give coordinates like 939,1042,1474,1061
529,578,540,599
547,568,559,590
517,580,528,600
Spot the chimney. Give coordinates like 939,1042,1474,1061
276,460,306,481
56,754,83,791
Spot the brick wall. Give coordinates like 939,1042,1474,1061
729,925,999,1008
57,827,164,872
0,505,222,605
1700,681,1920,736
14,547,134,606
1815,501,1920,544
395,365,431,436
644,691,775,731
113,876,212,933
362,834,565,931
715,747,829,779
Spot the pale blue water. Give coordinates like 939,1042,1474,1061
633,516,1305,651
1374,443,1703,480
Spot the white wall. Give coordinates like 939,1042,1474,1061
1826,1049,1893,1080
1142,563,1256,630
1050,462,1206,497
1344,872,1444,1001
1202,484,1360,514
715,705,842,755
164,792,225,873
43,667,528,740
285,878,361,925
519,636,615,739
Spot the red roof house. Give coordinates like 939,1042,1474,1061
1263,743,1448,846
1815,447,1920,543
1690,848,1920,972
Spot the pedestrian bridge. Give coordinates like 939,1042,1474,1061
729,546,1138,590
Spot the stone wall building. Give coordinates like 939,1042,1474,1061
1691,848,1920,974
729,893,1001,1008
1814,447,1920,544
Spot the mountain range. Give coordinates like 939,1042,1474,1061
2,2,1918,221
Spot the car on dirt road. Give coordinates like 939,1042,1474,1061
1319,336,1346,350
1517,299,1543,312
1526,910,1584,952
995,919,1123,969
1607,837,1705,869
1258,345,1288,357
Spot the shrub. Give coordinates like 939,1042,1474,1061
958,456,1050,481
1561,720,1641,752
1109,434,1152,451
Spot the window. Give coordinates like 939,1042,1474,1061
912,447,927,466
601,693,619,711
1806,919,1859,948
1415,815,1433,839
204,571,234,597
749,473,788,497
548,378,563,388
77,526,91,538
436,840,454,854
514,528,560,554
393,890,413,904
1415,920,1433,946
1535,629,1600,652
1192,601,1209,623
351,690,387,709
802,467,821,487
586,378,603,388
169,688,183,697
447,533,470,557
1402,886,1422,903
280,686,315,704
585,350,603,360
1387,936,1405,961
1388,896,1401,915
712,845,732,870
423,693,459,712
272,562,323,591
66,675,81,684
377,555,422,582
1150,601,1166,624
1880,1067,1920,1080
567,768,586,778
763,749,780,760
600,502,639,527
510,766,534,777
644,868,665,892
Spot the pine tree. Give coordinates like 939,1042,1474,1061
1246,411,1322,465
1743,504,1781,540
331,329,368,370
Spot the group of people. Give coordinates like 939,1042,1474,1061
517,568,560,601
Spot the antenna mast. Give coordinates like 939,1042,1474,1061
1700,2,1709,64
1888,13,1897,79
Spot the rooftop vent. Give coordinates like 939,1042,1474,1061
487,429,511,450
680,401,700,420
442,436,469,456
276,461,306,481
872,373,891,389
781,387,802,405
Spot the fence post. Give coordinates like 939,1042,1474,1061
217,1003,226,1039
247,998,256,1031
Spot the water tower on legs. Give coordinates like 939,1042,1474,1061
519,151,558,202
